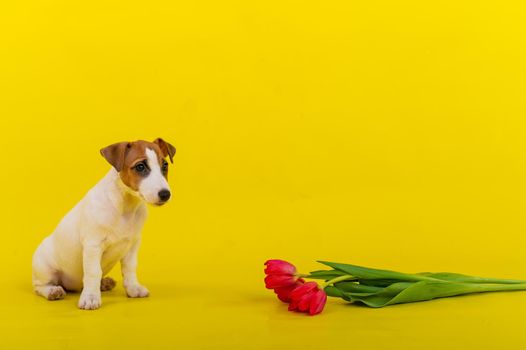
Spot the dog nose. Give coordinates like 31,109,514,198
158,189,171,202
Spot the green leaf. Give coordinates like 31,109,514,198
343,281,526,308
333,282,383,294
306,269,348,280
417,272,526,284
357,279,408,287
317,261,526,307
324,286,350,300
318,261,437,282
309,270,346,276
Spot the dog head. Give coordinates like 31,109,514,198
100,138,176,205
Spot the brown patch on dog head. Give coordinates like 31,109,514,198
100,140,172,191
153,138,176,163
100,142,130,172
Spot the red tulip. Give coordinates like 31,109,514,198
264,260,297,275
265,274,298,289
288,281,327,315
264,259,316,304
273,278,305,302
264,259,301,290
308,289,328,315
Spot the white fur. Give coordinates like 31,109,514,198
139,149,170,204
32,160,166,309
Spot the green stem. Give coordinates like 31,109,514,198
460,277,526,284
320,275,355,289
473,283,526,292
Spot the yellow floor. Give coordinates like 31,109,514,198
2,262,526,349
3,195,526,349
2,0,526,348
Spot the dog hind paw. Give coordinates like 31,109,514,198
100,277,117,291
47,286,66,301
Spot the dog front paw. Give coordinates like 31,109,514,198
78,291,102,310
125,284,150,298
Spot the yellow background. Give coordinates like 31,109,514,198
1,0,526,348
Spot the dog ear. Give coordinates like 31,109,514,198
154,138,176,163
100,142,130,172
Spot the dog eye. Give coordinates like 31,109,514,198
161,162,168,173
135,163,146,173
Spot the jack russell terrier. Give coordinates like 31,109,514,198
32,138,176,310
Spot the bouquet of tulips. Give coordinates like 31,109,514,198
264,259,526,315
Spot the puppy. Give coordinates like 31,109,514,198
32,138,176,310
